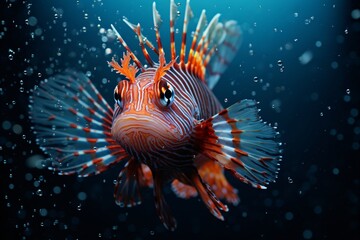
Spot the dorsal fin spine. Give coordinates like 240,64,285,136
123,19,155,67
203,23,226,68
169,0,178,60
110,24,144,72
198,14,220,63
136,24,155,67
153,2,165,57
187,10,206,71
180,0,192,67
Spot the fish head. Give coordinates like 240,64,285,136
111,70,192,159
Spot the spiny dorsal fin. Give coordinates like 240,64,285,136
153,2,164,57
169,0,178,60
111,0,241,88
110,24,144,72
179,0,193,66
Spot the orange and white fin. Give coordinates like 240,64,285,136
110,24,144,72
152,2,165,56
112,0,241,87
190,170,228,221
114,158,148,207
197,160,239,206
193,100,282,189
179,0,193,66
175,168,228,221
140,164,153,188
171,179,197,199
169,0,179,60
123,19,155,67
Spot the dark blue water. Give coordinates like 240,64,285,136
1,0,359,239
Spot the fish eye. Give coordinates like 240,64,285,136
158,79,175,107
114,86,123,108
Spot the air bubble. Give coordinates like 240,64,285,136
288,177,293,183
253,76,258,82
28,16,38,26
303,229,313,239
285,212,294,220
36,189,43,196
351,9,360,20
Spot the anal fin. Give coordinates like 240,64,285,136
171,179,198,199
114,158,148,207
197,159,239,206
175,167,228,221
153,171,177,231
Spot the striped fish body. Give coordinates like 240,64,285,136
29,0,281,231
111,65,221,168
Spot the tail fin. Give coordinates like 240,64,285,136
193,100,281,189
205,21,242,89
29,71,128,177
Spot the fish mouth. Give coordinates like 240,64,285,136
111,114,177,156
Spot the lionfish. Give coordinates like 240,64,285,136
29,0,281,231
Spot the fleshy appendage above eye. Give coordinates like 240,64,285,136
114,86,123,108
158,79,175,107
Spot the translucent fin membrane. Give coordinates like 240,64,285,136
29,71,129,177
193,100,282,189
114,158,145,207
205,21,242,89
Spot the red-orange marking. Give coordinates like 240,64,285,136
84,116,92,123
230,157,245,168
68,108,77,115
92,158,103,165
84,149,96,154
86,138,98,143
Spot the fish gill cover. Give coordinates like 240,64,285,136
0,0,359,239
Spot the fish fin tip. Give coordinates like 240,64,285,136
153,172,178,231
114,158,145,208
194,100,282,189
171,179,198,199
197,159,240,205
